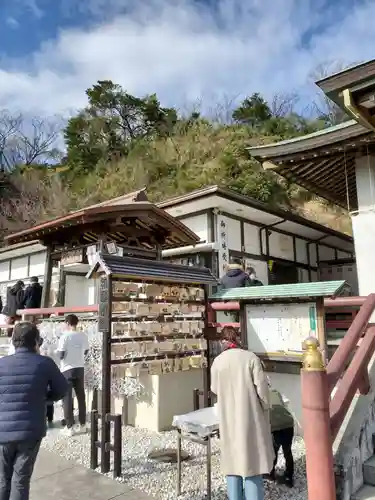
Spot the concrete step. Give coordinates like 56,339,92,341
364,456,375,486
352,484,375,499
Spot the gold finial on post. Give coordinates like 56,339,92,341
302,336,325,371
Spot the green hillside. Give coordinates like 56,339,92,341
0,81,352,241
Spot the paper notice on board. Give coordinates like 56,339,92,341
246,303,317,355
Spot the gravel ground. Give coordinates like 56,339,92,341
42,407,307,500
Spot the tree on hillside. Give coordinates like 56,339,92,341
0,170,70,242
232,93,325,138
232,93,272,127
270,92,300,117
310,61,358,126
0,112,60,171
64,80,177,174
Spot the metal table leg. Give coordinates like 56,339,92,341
176,429,182,496
206,435,212,500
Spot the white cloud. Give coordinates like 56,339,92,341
16,0,44,19
1,0,375,117
6,17,20,29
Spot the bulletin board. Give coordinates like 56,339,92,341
245,302,317,356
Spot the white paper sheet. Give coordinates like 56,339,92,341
172,406,219,437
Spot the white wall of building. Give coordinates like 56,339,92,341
64,275,89,307
213,212,353,283
0,261,9,282
308,244,318,266
10,257,29,280
64,274,97,307
268,231,294,261
243,223,261,254
29,252,46,277
222,215,241,251
177,214,209,243
0,195,355,308
295,238,308,264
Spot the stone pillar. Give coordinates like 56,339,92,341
351,154,375,308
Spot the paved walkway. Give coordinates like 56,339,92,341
30,449,153,500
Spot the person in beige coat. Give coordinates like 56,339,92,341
211,326,274,500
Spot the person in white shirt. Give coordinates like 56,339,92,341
56,314,89,437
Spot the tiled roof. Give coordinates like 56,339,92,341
87,253,218,285
209,280,346,301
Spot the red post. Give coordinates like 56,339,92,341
206,302,216,324
302,337,336,500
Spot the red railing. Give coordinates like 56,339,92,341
18,305,98,317
0,306,99,333
209,297,362,331
209,295,375,500
302,294,375,500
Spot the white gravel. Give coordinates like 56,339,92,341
42,407,307,500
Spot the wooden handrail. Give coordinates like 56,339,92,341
327,293,375,391
17,305,99,316
211,296,366,312
324,296,367,307
209,322,241,329
210,301,240,311
329,325,375,440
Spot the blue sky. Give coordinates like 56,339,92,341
0,0,374,117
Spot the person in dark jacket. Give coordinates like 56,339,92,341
220,258,251,289
246,267,264,287
265,389,295,488
0,322,68,500
2,281,25,337
2,281,25,318
0,295,2,314
23,277,43,310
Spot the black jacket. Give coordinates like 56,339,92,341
0,296,2,314
23,283,43,309
2,285,24,317
220,268,251,289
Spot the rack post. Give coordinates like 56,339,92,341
113,414,122,478
203,286,211,407
98,275,112,474
90,409,99,470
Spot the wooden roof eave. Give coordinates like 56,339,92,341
269,161,350,209
246,121,375,210
247,120,369,161
4,203,200,248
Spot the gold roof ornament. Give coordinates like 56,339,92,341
302,336,325,372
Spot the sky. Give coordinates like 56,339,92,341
0,0,375,118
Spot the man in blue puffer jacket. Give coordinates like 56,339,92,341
0,322,68,500
220,257,251,289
